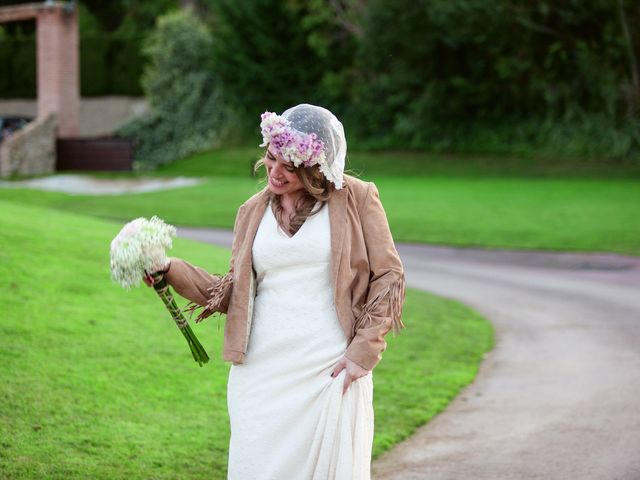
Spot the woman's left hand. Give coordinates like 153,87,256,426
331,356,371,395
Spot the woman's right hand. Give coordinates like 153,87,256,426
143,260,172,287
143,272,155,287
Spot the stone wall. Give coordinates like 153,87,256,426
0,114,56,178
0,96,148,138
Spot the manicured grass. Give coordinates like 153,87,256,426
0,200,493,479
375,176,640,254
1,174,639,255
155,147,262,178
156,147,640,179
0,178,260,228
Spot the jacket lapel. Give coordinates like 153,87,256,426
329,185,348,291
240,188,270,265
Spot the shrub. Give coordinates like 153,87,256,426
117,8,231,169
349,0,640,159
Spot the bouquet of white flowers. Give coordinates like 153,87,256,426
110,216,209,366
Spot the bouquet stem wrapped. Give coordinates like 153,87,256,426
150,272,209,366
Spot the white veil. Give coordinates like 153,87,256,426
281,104,346,189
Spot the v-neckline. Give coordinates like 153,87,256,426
269,200,320,240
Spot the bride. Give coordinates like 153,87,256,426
148,103,405,479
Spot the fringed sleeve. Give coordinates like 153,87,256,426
164,258,234,324
345,182,407,371
350,274,406,338
182,271,233,324
165,205,245,327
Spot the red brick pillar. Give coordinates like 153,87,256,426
36,5,79,138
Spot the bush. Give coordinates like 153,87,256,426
348,0,640,159
208,0,330,133
117,8,231,169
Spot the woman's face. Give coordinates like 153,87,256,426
264,146,305,196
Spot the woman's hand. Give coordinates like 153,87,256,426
331,356,371,395
142,272,155,287
142,260,172,287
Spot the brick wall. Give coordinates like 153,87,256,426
36,5,80,138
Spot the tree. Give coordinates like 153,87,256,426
118,8,231,168
207,0,327,126
351,0,639,157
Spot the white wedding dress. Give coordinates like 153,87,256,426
226,201,374,480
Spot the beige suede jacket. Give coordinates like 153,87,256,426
165,174,406,370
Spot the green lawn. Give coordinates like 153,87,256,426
1,173,638,255
0,200,493,479
155,147,640,179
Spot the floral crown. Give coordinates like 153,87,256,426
259,111,327,169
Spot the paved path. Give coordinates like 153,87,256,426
177,226,640,480
0,174,202,195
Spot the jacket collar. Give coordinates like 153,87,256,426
241,188,270,264
328,185,348,287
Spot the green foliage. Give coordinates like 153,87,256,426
77,2,151,96
82,0,179,33
350,0,640,158
207,0,329,131
0,29,36,98
2,0,639,159
205,0,363,131
80,35,146,96
200,0,640,160
289,0,362,112
0,33,145,98
117,9,231,168
0,1,181,98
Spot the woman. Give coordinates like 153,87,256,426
149,104,405,479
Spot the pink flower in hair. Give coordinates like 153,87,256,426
259,111,327,168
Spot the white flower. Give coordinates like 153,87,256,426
110,216,176,289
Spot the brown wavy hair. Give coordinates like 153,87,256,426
254,151,336,236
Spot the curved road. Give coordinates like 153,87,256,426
177,226,640,480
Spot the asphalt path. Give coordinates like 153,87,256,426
177,226,640,480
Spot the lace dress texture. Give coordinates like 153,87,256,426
226,201,374,480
